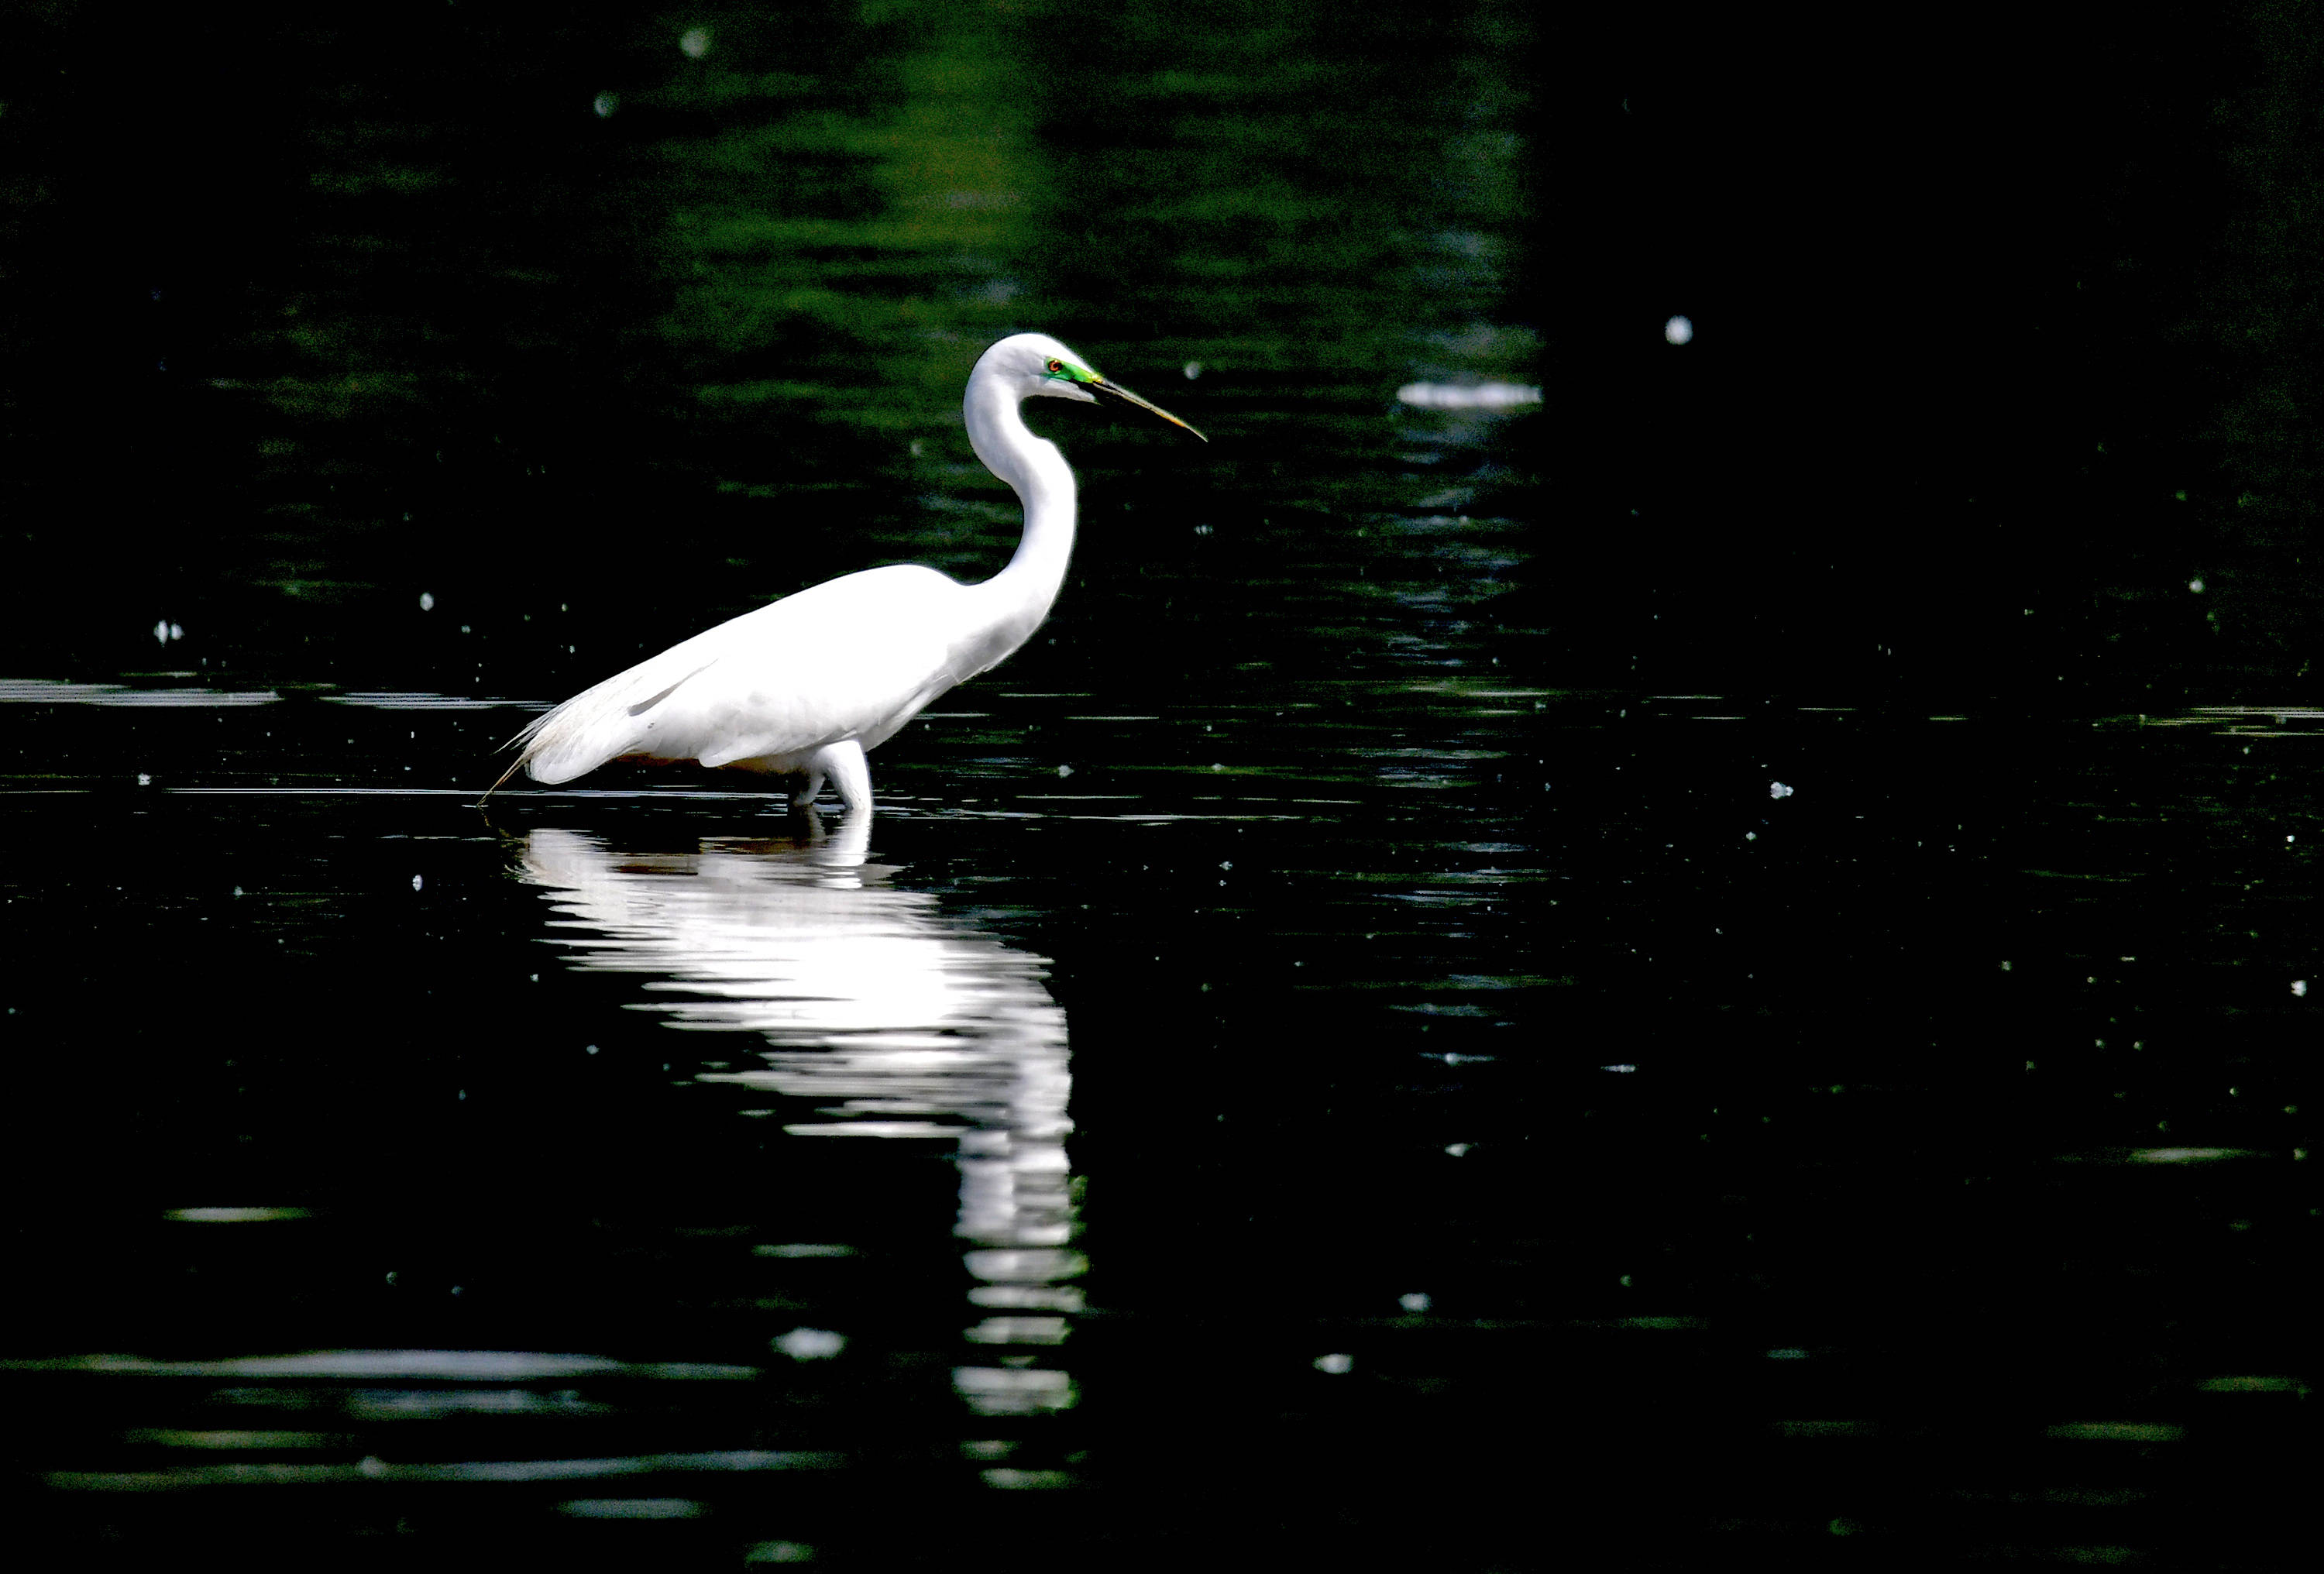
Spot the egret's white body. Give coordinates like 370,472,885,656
494,333,1201,811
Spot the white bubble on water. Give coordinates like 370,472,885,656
1396,381,1542,409
679,27,711,58
775,1328,847,1361
1313,1352,1354,1375
1665,315,1695,345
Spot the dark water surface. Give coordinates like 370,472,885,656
2,4,2316,1569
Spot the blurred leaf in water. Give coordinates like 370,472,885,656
1040,1,1538,401
643,0,1539,470
648,3,1050,461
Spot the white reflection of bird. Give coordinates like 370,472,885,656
487,334,1202,813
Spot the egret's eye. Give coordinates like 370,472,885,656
1047,359,1064,373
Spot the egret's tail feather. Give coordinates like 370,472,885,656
478,752,529,804
476,707,564,804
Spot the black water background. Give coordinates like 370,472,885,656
2,3,2318,1569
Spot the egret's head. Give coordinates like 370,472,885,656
978,332,1205,440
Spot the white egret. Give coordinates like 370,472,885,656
488,333,1203,811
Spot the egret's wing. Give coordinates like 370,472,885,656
515,565,967,784
671,576,964,768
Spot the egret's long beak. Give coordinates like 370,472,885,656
1091,378,1207,442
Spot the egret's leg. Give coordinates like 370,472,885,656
811,739,873,816
791,768,826,811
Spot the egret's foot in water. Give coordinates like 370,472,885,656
791,801,870,882
814,806,872,872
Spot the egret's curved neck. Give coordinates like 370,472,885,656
961,373,1077,662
